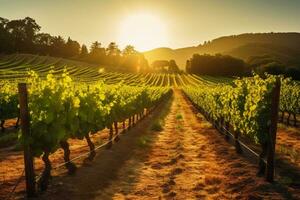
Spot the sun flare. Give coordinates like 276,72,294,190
118,12,168,51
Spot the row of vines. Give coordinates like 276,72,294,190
1,70,172,193
182,75,299,181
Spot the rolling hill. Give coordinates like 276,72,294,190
143,32,300,69
0,54,102,81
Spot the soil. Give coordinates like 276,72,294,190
0,121,124,199
32,90,299,200
276,125,300,168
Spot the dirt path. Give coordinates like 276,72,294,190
40,90,299,200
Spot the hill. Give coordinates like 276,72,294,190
143,32,300,69
0,54,102,81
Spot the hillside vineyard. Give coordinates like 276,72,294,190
0,58,300,199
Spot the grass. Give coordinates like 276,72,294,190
137,135,153,148
278,144,300,163
176,113,183,120
176,124,184,131
149,93,174,132
150,121,164,131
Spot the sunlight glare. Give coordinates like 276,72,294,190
118,12,168,51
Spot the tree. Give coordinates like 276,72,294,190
106,42,120,56
122,45,136,57
106,42,121,67
90,41,101,53
168,60,180,73
50,36,66,57
0,17,12,53
185,60,191,73
65,37,80,58
187,53,245,76
261,62,285,75
151,60,169,72
120,45,139,72
87,41,106,64
23,17,41,46
0,16,152,73
6,17,40,52
139,55,150,73
80,44,88,56
34,33,53,55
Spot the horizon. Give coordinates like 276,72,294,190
1,0,300,51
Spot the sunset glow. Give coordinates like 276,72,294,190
118,12,169,51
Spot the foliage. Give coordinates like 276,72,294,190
280,78,300,115
0,80,19,120
183,75,279,144
186,53,246,76
1,71,171,157
151,59,180,73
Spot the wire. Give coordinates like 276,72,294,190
211,120,267,164
4,169,25,200
35,127,126,182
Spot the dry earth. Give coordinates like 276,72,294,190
36,90,300,200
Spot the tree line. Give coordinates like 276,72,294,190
0,17,149,72
151,59,181,73
186,54,246,76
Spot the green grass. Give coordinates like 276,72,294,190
137,135,153,148
176,124,184,131
150,121,164,131
176,113,183,120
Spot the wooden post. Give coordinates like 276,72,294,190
266,79,280,182
18,83,36,197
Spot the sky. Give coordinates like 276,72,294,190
1,0,300,51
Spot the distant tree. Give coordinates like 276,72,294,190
80,44,88,56
106,42,121,67
261,62,285,75
65,37,80,57
286,67,300,80
6,17,40,52
23,17,41,48
187,53,245,76
185,60,191,73
122,45,136,56
151,60,169,72
88,41,106,64
50,36,66,57
106,42,121,56
34,33,52,55
90,41,101,53
0,17,12,53
168,59,180,73
120,45,139,72
0,16,152,73
139,55,150,73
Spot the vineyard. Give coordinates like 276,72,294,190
1,54,300,199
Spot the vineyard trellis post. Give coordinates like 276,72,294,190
18,83,36,197
266,79,281,182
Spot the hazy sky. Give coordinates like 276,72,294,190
1,0,300,51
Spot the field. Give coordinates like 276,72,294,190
0,54,233,86
0,54,300,200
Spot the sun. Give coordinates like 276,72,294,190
118,12,168,51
